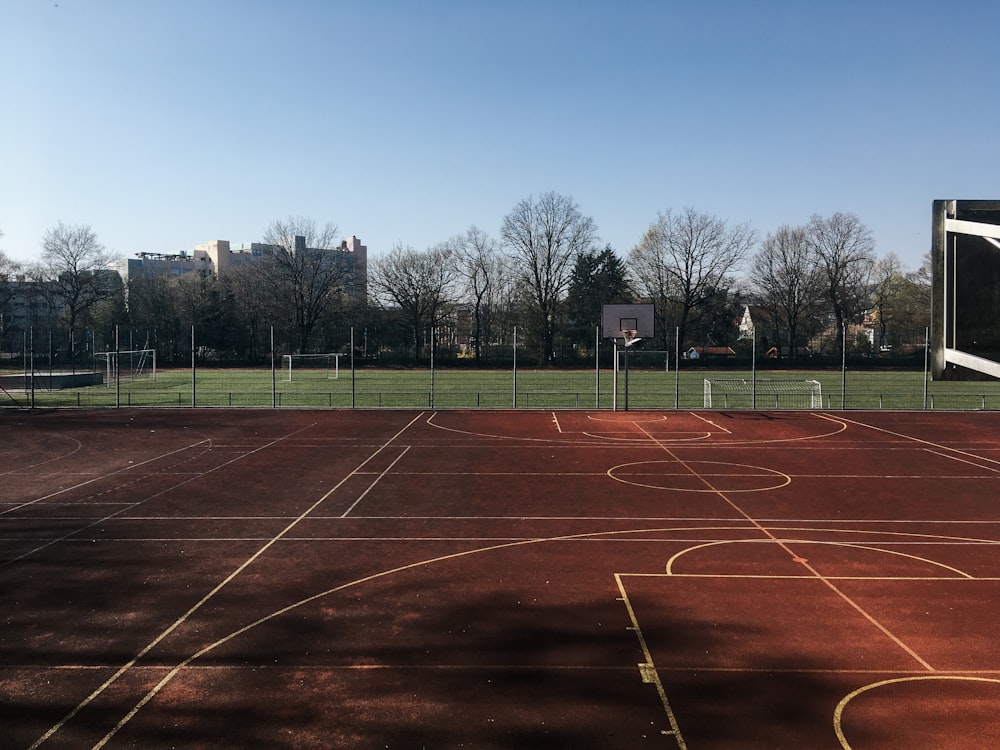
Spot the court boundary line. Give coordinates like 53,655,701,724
833,675,1000,749
616,572,687,749
9,410,1000,749
819,413,1000,469
0,432,84,476
632,420,936,672
28,412,426,750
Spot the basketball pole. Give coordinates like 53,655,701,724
623,336,630,412
612,340,618,412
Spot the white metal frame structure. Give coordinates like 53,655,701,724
932,200,1000,380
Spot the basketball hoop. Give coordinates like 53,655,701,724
622,329,641,348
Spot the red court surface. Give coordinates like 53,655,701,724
2,408,1000,749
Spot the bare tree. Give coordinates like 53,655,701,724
41,222,118,334
627,233,676,350
629,207,755,352
807,212,876,355
0,239,21,348
869,252,930,352
126,272,184,362
748,225,823,359
869,252,904,352
259,216,345,353
501,192,598,364
453,226,510,361
369,242,459,361
221,263,270,361
0,244,21,303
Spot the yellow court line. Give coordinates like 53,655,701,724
45,517,994,749
582,430,713,443
615,573,688,749
833,675,1000,750
663,539,975,578
633,421,936,673
84,524,701,749
426,410,851,446
607,459,792,493
39,522,812,750
26,411,992,746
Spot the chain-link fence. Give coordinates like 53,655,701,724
4,326,1000,411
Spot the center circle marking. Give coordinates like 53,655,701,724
608,460,791,492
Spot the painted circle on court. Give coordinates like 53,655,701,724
608,460,790,492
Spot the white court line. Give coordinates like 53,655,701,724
0,433,83,476
28,411,426,750
0,437,211,516
923,448,1000,472
820,413,1000,469
691,411,732,434
632,420,936,672
339,446,410,517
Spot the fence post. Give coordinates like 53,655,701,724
512,327,518,408
190,326,196,408
841,324,847,409
923,326,930,410
595,326,600,408
115,325,120,409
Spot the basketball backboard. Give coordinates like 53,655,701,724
601,304,654,341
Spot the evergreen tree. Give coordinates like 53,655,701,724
565,245,632,354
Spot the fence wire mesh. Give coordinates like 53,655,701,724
5,326,1000,411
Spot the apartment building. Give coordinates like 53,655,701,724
112,235,368,300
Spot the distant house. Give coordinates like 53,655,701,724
686,346,736,360
765,346,812,359
737,305,773,341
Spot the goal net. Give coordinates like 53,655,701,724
281,353,342,381
704,378,822,409
96,349,157,384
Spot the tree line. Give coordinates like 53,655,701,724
0,194,930,368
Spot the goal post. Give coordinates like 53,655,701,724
281,353,342,381
96,349,157,384
704,378,822,409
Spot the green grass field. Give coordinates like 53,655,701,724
7,364,1000,410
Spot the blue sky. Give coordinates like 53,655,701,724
2,0,998,271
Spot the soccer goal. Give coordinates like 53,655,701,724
704,378,822,409
96,349,157,384
281,353,342,381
